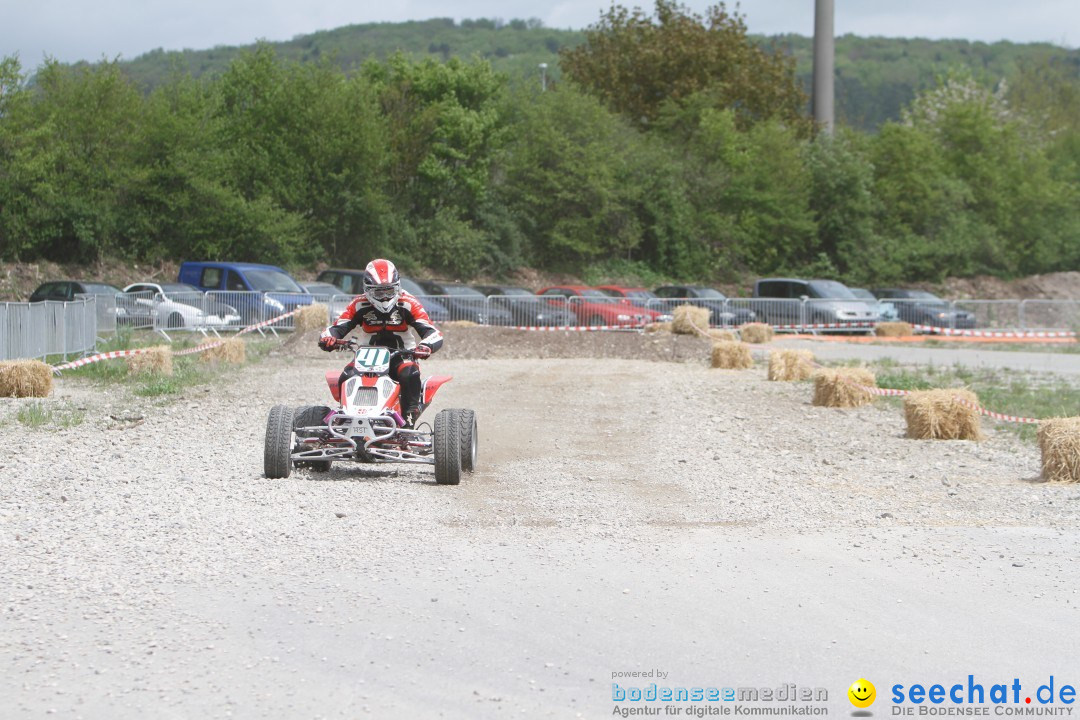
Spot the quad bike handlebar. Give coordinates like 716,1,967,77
329,338,431,359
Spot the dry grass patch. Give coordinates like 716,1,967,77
739,323,774,344
671,305,710,336
876,322,914,337
812,368,876,407
710,341,755,370
126,346,173,376
768,350,815,381
903,389,984,441
0,360,54,397
1038,418,1080,483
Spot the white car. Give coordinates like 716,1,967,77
121,283,242,330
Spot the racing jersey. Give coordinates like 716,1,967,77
322,291,443,351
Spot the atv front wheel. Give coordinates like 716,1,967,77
433,409,462,485
292,405,332,472
264,405,295,479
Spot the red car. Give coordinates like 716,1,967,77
536,285,662,326
594,285,674,321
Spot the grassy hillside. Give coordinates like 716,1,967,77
114,18,1078,130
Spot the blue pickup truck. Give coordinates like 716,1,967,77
178,261,313,325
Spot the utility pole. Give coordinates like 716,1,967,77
813,0,835,134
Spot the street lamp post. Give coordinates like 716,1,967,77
539,63,548,92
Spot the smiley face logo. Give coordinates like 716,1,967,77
848,679,876,708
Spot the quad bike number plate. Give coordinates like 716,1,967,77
354,346,392,371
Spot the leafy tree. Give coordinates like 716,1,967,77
560,1,809,133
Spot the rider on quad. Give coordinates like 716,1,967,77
318,259,443,428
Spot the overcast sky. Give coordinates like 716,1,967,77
3,0,1076,71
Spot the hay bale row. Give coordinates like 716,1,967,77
710,341,755,370
876,321,914,337
294,303,329,333
0,360,54,398
1039,418,1080,483
671,305,710,336
903,389,984,441
126,346,173,376
739,323,774,344
812,368,876,408
768,350,816,382
644,322,671,333
199,337,246,365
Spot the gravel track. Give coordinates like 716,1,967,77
2,331,1079,718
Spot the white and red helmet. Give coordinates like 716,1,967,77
362,259,401,313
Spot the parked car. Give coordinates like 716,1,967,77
121,282,241,330
594,286,674,322
300,281,344,300
871,288,976,329
29,280,129,327
753,278,879,328
29,280,121,303
473,285,578,326
179,261,312,323
651,285,756,326
315,268,450,323
849,287,899,322
536,285,658,326
415,280,513,325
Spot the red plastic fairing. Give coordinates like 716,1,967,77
325,370,341,403
423,375,453,405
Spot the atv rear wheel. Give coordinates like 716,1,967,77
292,405,332,472
457,409,477,472
433,409,462,485
264,405,295,479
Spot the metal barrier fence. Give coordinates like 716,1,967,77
0,297,98,361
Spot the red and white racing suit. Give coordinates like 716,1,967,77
320,292,444,414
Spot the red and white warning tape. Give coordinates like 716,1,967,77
913,324,1076,339
505,324,642,332
53,348,157,372
53,308,301,373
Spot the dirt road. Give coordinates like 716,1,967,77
2,337,1078,718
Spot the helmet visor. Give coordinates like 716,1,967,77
367,285,397,302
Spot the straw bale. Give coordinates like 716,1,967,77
199,337,246,365
812,368,876,407
903,389,984,441
1038,417,1080,483
768,350,816,381
739,323,775,344
0,360,54,397
710,341,755,370
294,304,329,333
709,329,736,342
876,322,914,337
671,305,711,336
126,346,173,376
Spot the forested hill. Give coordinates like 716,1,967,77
114,18,1077,130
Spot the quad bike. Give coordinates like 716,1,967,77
263,341,477,484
